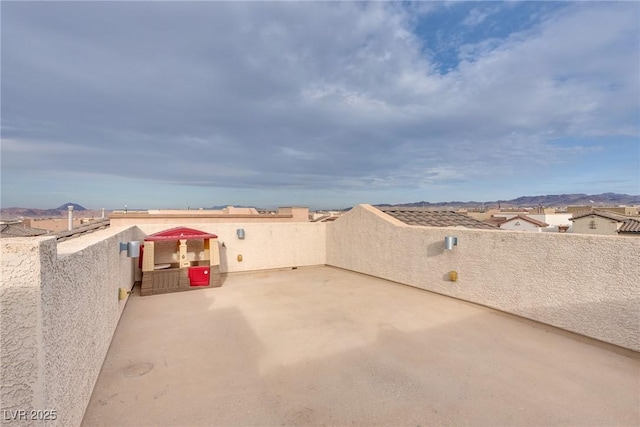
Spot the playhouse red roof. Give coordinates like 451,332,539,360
144,227,218,241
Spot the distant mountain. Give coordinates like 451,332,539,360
375,193,640,210
1,207,64,217
1,202,91,219
497,193,640,207
56,203,87,211
3,194,639,218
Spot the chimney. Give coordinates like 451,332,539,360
67,205,74,231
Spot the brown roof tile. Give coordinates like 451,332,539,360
0,223,50,237
499,215,549,228
619,219,640,233
484,217,508,226
571,209,630,222
378,208,498,229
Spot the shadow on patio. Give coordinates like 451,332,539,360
82,267,639,427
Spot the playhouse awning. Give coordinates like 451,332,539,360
144,227,218,242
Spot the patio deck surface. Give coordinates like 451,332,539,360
82,266,639,427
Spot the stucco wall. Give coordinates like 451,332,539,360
530,213,573,226
499,219,541,232
110,207,310,227
327,205,640,351
3,210,637,426
1,237,49,419
23,218,85,233
137,222,326,273
572,215,620,236
1,226,141,426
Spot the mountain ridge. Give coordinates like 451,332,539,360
375,192,640,209
1,193,639,218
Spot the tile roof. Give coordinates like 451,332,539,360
499,215,549,228
0,223,50,238
619,219,640,233
483,217,509,227
55,219,110,242
378,207,498,229
570,209,631,222
311,215,340,222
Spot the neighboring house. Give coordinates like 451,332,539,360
483,216,508,228
567,206,639,216
467,211,573,232
110,206,310,226
23,217,86,233
528,213,573,232
618,218,640,236
497,215,549,232
378,207,498,229
570,210,639,236
0,220,50,238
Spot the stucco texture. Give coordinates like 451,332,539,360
1,238,49,417
1,226,141,426
326,205,640,351
572,215,622,236
137,222,326,273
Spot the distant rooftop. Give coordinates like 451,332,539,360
378,207,498,229
499,214,549,228
619,218,640,233
571,209,632,222
55,219,110,242
0,222,50,238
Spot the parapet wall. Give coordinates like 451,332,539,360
137,222,327,273
326,205,640,351
1,226,142,427
2,209,638,427
110,207,310,226
1,222,324,426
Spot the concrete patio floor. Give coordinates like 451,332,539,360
82,266,639,427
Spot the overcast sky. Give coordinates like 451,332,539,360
2,1,639,210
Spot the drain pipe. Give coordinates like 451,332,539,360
67,205,74,231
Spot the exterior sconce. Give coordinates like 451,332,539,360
120,241,141,257
119,288,133,300
237,229,245,239
444,236,458,250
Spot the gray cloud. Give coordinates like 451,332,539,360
1,2,638,207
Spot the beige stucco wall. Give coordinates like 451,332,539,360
3,209,638,426
529,213,573,233
146,207,257,215
110,207,310,227
567,206,639,216
23,218,85,233
499,219,542,232
1,237,49,421
111,214,301,226
327,204,640,351
137,222,326,274
1,226,141,426
572,215,621,236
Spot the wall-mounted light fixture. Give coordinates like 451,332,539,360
444,236,458,250
120,241,141,257
237,229,245,240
